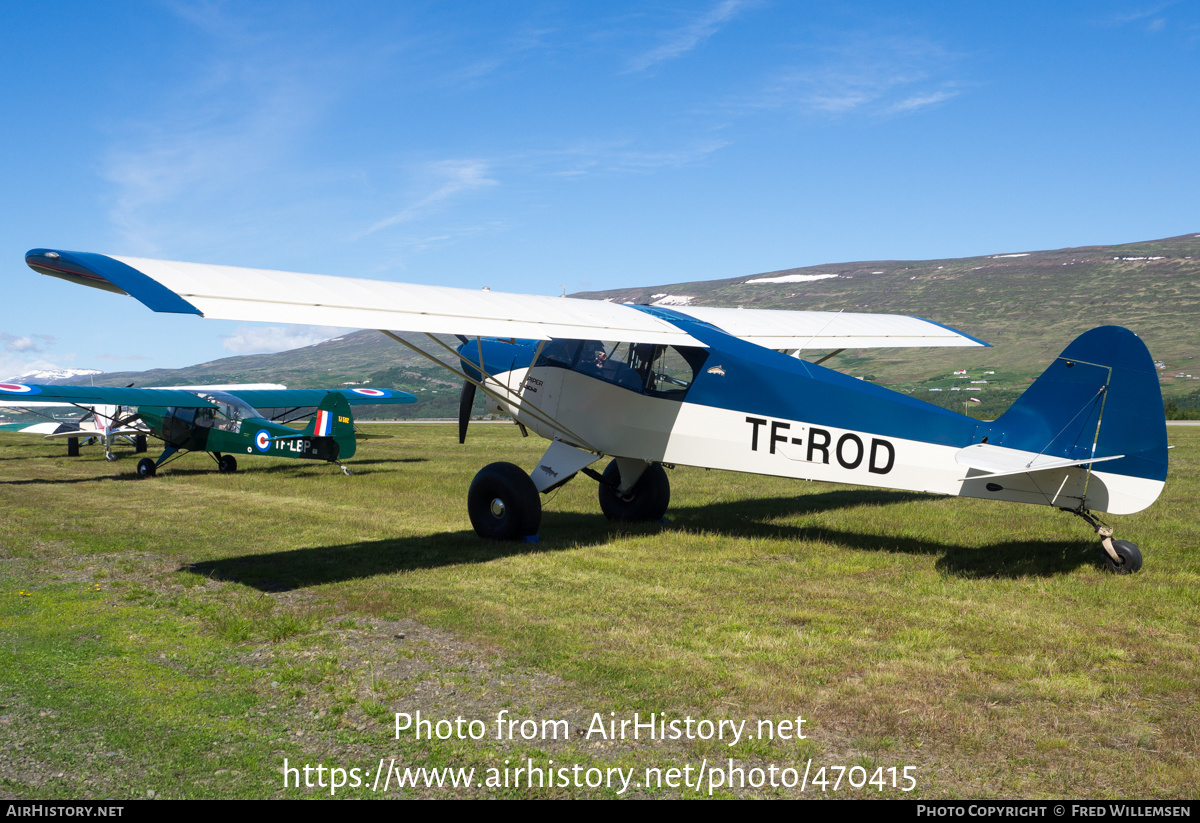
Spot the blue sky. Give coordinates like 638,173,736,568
2,1,1197,378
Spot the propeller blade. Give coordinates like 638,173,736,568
458,379,477,444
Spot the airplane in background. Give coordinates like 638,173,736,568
23,249,1168,573
0,379,417,476
0,383,286,459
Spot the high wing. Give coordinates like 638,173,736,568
0,383,222,408
25,250,986,350
0,383,416,411
225,388,417,408
0,384,286,409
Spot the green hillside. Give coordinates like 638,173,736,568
53,233,1200,419
576,232,1200,417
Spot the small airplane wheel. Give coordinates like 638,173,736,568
1103,540,1143,574
218,454,238,473
136,458,157,479
597,460,670,522
105,452,119,462
467,462,542,540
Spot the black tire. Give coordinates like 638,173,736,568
597,460,670,522
218,454,238,473
1103,539,1143,574
135,435,148,453
105,452,119,462
468,462,542,540
136,458,157,479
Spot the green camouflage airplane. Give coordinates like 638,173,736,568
0,382,416,477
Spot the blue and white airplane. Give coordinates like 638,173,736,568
24,249,1168,572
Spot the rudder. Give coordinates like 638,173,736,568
304,393,357,460
987,326,1167,486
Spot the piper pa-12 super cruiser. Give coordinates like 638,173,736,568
0,380,416,477
24,249,1168,573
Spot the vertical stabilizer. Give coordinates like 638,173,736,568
986,326,1167,487
303,393,357,460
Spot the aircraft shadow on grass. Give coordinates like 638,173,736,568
187,487,1102,592
0,457,427,484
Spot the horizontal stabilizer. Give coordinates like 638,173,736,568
21,422,78,435
40,426,144,438
956,442,1124,480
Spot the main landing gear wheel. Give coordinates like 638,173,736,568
468,462,542,540
597,460,670,522
218,454,238,473
1103,540,1143,574
136,458,157,479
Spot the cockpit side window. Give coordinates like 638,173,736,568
536,339,580,368
192,391,261,433
535,339,707,398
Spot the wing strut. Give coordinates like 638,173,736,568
377,331,601,452
810,348,846,365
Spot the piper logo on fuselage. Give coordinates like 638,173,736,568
745,416,895,474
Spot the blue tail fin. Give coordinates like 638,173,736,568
987,326,1167,483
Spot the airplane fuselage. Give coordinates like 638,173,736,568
136,406,351,462
465,310,1166,516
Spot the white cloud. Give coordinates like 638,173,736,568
100,5,349,254
750,34,962,119
886,89,958,114
1,333,55,354
220,325,352,354
357,160,499,238
627,0,750,72
530,138,731,178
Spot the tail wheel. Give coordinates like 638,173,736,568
136,458,157,479
1104,540,1143,574
597,460,670,522
218,454,238,473
468,462,542,540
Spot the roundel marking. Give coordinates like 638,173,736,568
0,383,40,395
351,388,388,397
255,430,272,452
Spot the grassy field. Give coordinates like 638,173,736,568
1,424,1198,799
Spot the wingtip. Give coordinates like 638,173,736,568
24,249,203,315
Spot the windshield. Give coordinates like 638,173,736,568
191,391,262,432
